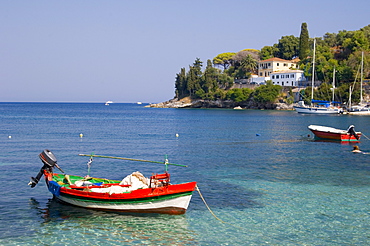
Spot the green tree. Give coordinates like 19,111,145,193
217,73,234,89
175,67,188,98
323,32,338,47
212,52,236,70
299,23,310,60
276,35,299,60
214,88,227,100
226,88,252,102
343,30,370,53
233,49,260,64
234,54,258,79
313,82,335,101
240,55,258,74
187,58,203,96
253,81,282,104
260,46,277,60
201,60,220,99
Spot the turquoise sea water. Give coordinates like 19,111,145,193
0,103,369,245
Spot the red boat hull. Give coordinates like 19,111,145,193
45,172,197,215
310,130,361,142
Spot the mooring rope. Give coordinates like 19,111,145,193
195,185,245,230
361,132,370,140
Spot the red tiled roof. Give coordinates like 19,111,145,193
271,69,304,74
260,57,296,63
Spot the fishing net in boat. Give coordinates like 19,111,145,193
88,171,149,194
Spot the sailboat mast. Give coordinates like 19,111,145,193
360,51,363,104
332,67,335,102
311,38,316,105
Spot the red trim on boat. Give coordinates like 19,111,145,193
58,182,197,200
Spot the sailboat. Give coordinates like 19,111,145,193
347,51,370,115
294,39,342,114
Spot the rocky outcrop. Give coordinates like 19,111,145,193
145,98,193,108
146,97,294,110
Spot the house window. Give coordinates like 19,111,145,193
282,82,284,86
272,75,275,79
292,81,294,86
259,73,262,76
277,63,280,66
291,74,294,78
284,63,287,66
268,63,271,66
276,75,279,79
281,75,284,78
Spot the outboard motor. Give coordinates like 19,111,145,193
347,125,360,140
28,149,64,188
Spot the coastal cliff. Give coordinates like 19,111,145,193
147,97,294,110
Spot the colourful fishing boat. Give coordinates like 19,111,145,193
308,125,361,142
29,150,197,215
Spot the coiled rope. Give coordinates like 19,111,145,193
195,185,245,230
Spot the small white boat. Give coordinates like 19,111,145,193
308,125,361,142
105,101,113,105
137,102,142,105
347,105,370,115
233,106,243,110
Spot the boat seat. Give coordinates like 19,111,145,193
149,172,170,188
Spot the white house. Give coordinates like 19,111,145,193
258,58,298,77
270,70,305,87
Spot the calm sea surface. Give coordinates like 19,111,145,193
0,103,369,245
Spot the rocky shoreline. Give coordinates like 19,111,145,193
146,97,294,110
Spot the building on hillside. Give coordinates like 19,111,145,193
258,58,298,77
270,70,305,87
250,74,269,84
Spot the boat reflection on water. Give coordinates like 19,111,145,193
311,139,359,145
28,198,198,245
29,198,97,222
302,134,358,145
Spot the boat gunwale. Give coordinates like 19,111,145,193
47,172,197,201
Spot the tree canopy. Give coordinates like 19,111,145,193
299,23,310,60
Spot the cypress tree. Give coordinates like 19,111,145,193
175,67,187,98
299,23,310,60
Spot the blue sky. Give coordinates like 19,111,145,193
1,0,368,103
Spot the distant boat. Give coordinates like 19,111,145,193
29,150,197,215
347,52,370,115
105,101,113,105
137,102,142,105
308,125,361,142
294,100,342,114
347,105,370,115
233,106,243,110
294,39,342,114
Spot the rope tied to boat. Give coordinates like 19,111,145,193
361,132,370,140
195,185,245,230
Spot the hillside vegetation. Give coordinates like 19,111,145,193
174,23,370,107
